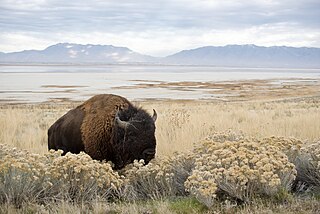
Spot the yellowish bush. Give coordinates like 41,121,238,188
45,151,123,201
185,139,297,207
205,131,303,154
260,136,303,154
122,153,194,200
0,144,51,205
0,134,318,209
0,144,123,205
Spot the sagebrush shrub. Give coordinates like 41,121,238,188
293,141,320,193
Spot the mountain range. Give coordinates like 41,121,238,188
0,43,155,64
0,43,320,68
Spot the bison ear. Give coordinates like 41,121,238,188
152,109,157,122
115,111,130,129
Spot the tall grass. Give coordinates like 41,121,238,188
0,104,73,154
145,99,320,155
1,99,319,156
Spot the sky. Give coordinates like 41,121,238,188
0,0,319,56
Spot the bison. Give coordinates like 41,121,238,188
48,94,157,169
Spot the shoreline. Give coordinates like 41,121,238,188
1,78,320,104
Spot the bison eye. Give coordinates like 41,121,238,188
142,148,155,155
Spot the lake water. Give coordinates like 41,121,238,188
1,64,320,103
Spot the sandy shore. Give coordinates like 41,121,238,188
113,78,320,102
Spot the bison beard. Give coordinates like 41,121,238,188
48,94,157,169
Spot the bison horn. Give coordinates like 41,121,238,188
152,109,157,122
115,111,130,129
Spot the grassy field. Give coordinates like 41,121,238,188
1,97,320,156
1,95,320,213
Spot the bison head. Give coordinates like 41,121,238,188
113,107,157,169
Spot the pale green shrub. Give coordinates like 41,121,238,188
293,141,320,193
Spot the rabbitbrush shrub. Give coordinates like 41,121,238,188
121,152,194,200
185,133,297,207
0,144,123,206
1,131,318,210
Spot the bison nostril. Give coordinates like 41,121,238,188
143,151,155,163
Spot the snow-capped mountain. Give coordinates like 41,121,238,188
0,43,155,63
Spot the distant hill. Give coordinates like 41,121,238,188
0,43,155,63
163,45,320,68
0,43,320,68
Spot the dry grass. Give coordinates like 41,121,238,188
139,98,320,155
0,104,75,154
1,98,319,156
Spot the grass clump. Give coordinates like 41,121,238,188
168,197,208,214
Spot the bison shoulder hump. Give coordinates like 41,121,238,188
79,94,131,159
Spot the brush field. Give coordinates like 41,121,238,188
1,97,320,213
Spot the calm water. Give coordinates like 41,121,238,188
1,64,320,103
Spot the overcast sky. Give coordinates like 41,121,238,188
0,0,319,56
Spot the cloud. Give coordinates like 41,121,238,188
0,0,319,56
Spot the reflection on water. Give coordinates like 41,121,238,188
0,64,320,103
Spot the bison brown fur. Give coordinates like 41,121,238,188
48,94,157,169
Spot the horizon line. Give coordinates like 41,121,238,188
1,42,320,57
